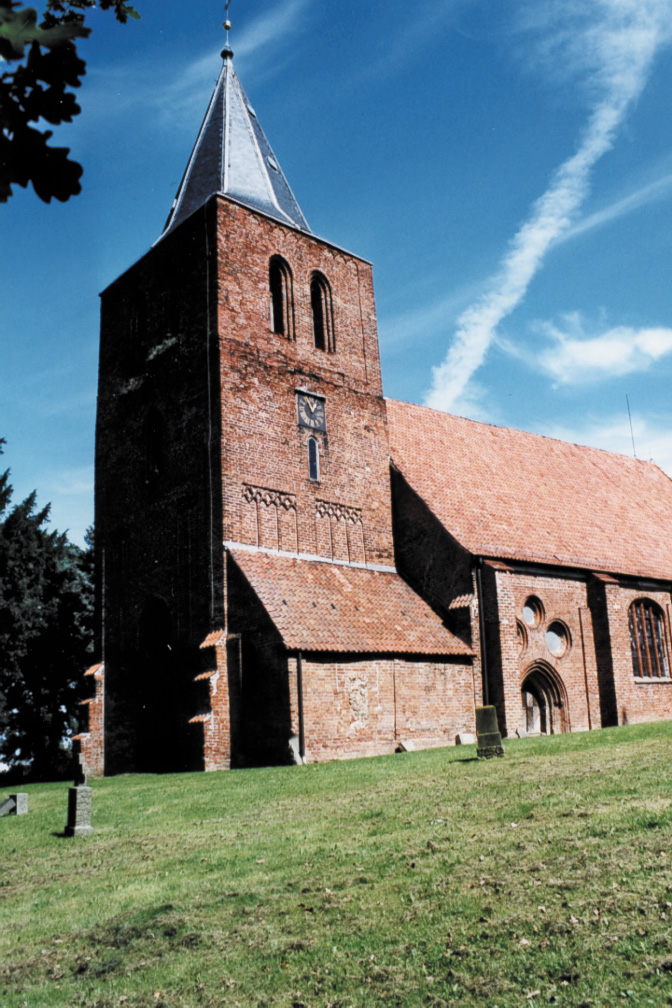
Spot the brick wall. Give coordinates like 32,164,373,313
95,204,224,773
214,198,395,569
492,570,599,738
602,582,672,726
290,654,475,762
76,663,105,778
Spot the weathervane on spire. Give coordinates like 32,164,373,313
222,0,233,58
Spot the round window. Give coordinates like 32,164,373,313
546,620,570,657
516,620,528,654
522,596,544,628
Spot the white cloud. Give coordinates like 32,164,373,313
545,412,672,477
425,0,672,413
51,467,94,497
82,0,314,131
379,278,485,353
345,0,473,89
529,312,672,383
230,0,313,64
560,169,672,243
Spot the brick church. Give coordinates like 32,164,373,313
78,41,672,776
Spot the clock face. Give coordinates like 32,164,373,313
296,392,326,431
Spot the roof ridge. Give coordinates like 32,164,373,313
387,398,672,581
385,396,667,475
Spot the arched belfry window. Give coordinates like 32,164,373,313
311,272,335,352
144,407,167,495
269,256,294,339
308,437,320,481
629,599,670,678
127,292,148,371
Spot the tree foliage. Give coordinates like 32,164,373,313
0,439,94,780
0,0,139,203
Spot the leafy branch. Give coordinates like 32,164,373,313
0,0,139,203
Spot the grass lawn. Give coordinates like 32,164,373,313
2,722,672,1007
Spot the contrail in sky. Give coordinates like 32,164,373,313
425,0,672,412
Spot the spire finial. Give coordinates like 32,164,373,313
222,0,233,59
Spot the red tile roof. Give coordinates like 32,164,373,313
229,548,470,655
199,630,227,649
387,398,672,581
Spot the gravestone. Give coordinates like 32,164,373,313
65,785,93,836
10,793,28,814
64,739,93,837
0,796,15,817
476,705,505,759
0,794,28,817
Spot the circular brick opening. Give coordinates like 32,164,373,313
546,620,570,657
522,596,544,628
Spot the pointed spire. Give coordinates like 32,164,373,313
158,16,310,241
222,0,233,60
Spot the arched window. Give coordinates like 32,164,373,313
629,599,670,678
310,272,334,352
164,286,180,338
269,256,294,339
144,407,166,494
308,437,320,481
128,292,148,371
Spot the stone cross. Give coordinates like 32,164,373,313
64,738,93,837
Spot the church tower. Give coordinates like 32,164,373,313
82,30,472,775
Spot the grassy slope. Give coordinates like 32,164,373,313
2,723,672,1008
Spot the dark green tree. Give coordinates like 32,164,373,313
0,0,139,203
0,439,94,780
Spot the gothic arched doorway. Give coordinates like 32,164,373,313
521,662,569,735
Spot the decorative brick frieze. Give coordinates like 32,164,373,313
242,484,298,552
243,484,297,510
315,499,362,524
315,499,365,564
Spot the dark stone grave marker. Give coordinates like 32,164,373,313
64,739,93,837
476,705,505,759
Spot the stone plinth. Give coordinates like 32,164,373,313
476,706,505,759
64,786,93,837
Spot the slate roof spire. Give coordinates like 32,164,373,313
159,21,310,240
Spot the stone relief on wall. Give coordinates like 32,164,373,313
347,673,369,735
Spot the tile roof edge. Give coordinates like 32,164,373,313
227,551,472,657
283,645,473,657
385,397,670,475
225,540,397,573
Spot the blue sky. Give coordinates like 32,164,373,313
3,0,672,545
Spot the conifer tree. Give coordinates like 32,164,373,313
0,439,93,780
